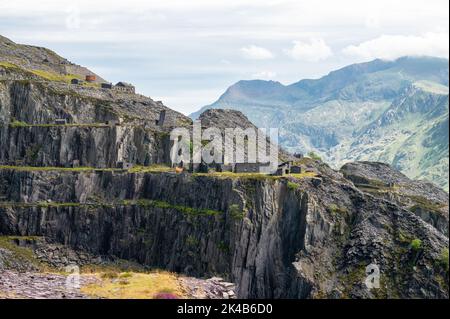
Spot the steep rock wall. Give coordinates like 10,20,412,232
0,170,447,298
0,170,312,298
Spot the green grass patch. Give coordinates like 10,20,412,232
29,69,85,84
0,61,19,69
9,119,29,127
128,165,173,173
122,199,222,217
410,239,422,251
287,181,299,190
0,199,222,217
290,172,317,179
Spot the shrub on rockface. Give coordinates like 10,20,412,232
287,181,299,190
439,248,449,272
410,239,422,251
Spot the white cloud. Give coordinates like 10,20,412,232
240,45,274,60
251,71,277,79
284,38,332,62
1,0,448,114
342,33,450,60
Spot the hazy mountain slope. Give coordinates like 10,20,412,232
191,57,449,190
337,84,449,190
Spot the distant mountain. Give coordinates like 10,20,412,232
191,56,449,190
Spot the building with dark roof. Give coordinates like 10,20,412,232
101,82,113,89
71,78,83,85
114,82,135,93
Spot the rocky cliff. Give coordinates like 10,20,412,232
0,163,448,298
0,36,448,299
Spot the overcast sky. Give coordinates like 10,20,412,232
1,0,448,114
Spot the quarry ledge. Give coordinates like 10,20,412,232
0,165,318,181
0,199,224,216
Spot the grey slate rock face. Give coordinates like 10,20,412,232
0,168,448,298
341,161,449,236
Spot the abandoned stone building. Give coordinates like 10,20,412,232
291,165,302,173
101,82,113,89
273,161,294,176
114,82,135,93
70,78,83,85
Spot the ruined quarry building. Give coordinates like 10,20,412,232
101,82,113,89
114,82,135,93
70,78,83,85
291,165,302,174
